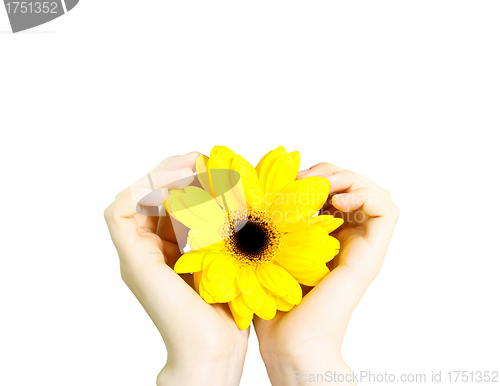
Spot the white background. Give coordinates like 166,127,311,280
1,1,499,385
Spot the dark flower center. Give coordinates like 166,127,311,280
222,208,281,268
234,220,269,256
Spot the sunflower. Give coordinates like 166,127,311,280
166,146,343,329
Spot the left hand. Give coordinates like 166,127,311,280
104,152,249,386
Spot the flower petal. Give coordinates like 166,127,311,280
166,186,226,232
281,226,340,263
254,289,277,320
274,248,324,275
208,152,230,169
242,285,266,311
263,152,300,208
256,263,294,298
283,273,303,305
318,236,341,263
236,267,266,311
282,225,329,246
199,278,217,303
229,300,253,330
292,265,330,286
202,250,224,271
174,250,207,274
193,271,201,292
284,214,344,234
231,155,264,210
195,154,212,195
188,229,224,251
236,266,259,295
202,254,239,302
208,162,247,212
207,254,238,280
211,146,237,165
255,146,286,179
276,296,295,312
280,237,340,266
270,177,330,232
230,294,254,318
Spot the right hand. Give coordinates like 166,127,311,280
254,162,400,385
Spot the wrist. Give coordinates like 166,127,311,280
157,346,247,386
261,351,354,386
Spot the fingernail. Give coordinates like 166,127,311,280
296,169,310,177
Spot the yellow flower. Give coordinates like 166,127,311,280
166,146,343,329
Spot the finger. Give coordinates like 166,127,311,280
113,151,198,201
332,187,399,249
104,153,200,235
289,185,398,328
115,189,126,199
297,162,391,200
157,211,177,243
157,212,189,249
105,190,162,246
303,168,388,198
161,238,183,269
150,151,199,173
296,162,344,179
326,170,391,199
104,187,143,236
135,214,159,235
131,168,195,207
319,205,359,229
310,168,391,230
132,151,200,207
104,190,146,250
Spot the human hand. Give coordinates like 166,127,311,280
104,152,249,386
254,163,399,385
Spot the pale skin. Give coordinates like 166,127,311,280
254,163,399,385
104,154,399,386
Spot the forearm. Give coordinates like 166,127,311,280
263,354,355,386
